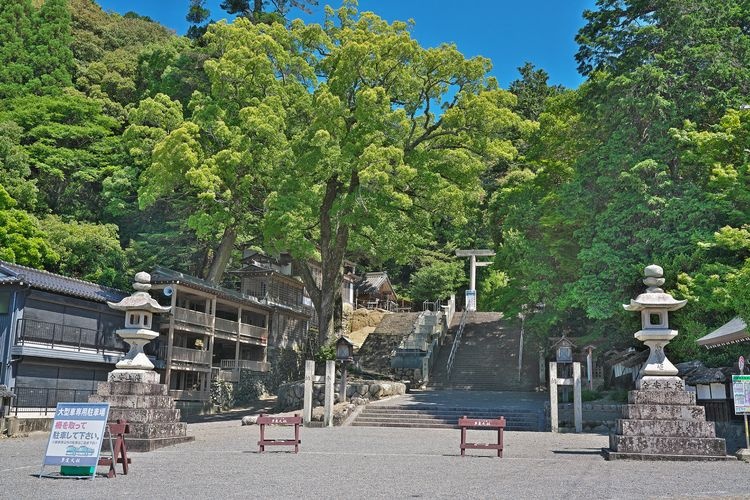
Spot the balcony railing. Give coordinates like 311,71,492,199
239,323,267,343
160,345,211,365
172,307,211,328
14,318,127,353
10,387,95,417
218,359,270,372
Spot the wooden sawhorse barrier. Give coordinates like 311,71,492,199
458,416,506,457
98,419,131,478
257,414,302,453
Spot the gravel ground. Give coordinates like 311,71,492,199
2,420,750,499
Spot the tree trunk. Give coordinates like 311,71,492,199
205,227,237,284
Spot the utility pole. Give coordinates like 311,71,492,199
455,249,495,311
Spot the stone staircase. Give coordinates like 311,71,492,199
358,312,421,374
430,312,537,391
352,404,545,431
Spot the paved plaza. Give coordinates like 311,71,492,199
2,416,750,499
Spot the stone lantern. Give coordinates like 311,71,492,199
623,264,686,390
107,271,171,372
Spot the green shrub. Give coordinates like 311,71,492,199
581,388,601,402
210,379,234,410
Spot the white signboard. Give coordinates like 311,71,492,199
41,402,109,475
732,375,750,415
465,289,476,312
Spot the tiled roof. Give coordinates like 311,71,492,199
151,266,275,312
0,261,127,303
697,316,749,349
356,272,392,295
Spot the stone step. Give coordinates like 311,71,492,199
108,407,183,423
110,435,195,453
610,435,727,457
96,382,168,397
628,390,696,406
351,421,456,429
125,422,188,440
353,417,540,431
360,410,539,421
89,394,176,410
616,419,716,438
621,404,705,421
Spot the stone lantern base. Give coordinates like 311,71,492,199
89,370,194,452
605,378,734,461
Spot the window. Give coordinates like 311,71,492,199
0,292,9,314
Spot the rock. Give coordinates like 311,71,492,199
241,415,258,426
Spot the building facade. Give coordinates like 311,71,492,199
0,261,128,412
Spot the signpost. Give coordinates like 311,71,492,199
732,374,750,450
39,402,110,479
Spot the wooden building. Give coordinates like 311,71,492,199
355,272,397,310
233,252,313,358
149,267,271,410
0,261,128,413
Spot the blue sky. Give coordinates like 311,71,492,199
97,0,595,89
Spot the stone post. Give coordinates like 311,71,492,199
549,362,558,432
303,360,314,427
573,362,582,433
339,363,348,403
323,360,334,427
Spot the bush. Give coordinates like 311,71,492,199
581,388,601,402
210,379,234,410
235,370,268,406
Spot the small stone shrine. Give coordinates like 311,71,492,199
605,265,731,460
89,272,194,451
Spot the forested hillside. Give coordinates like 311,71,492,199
1,0,748,363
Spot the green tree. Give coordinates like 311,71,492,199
0,94,122,220
39,215,128,288
263,7,533,340
27,0,73,94
0,0,34,99
409,260,466,305
508,62,565,121
138,19,313,282
219,0,318,24
0,186,58,268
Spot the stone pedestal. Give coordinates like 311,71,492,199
89,370,194,452
605,380,733,461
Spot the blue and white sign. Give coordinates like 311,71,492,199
42,403,109,467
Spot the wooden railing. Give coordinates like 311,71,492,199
218,359,270,372
173,307,211,327
168,346,211,365
239,323,267,342
169,389,209,401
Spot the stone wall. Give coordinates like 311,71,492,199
549,403,623,432
277,379,406,411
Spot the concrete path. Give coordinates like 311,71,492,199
370,388,548,410
3,416,749,498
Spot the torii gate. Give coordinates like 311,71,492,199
455,249,495,311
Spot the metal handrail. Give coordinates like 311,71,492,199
446,308,469,379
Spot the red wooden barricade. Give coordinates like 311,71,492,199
257,414,302,454
98,419,131,477
458,416,506,457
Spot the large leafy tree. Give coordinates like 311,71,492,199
138,19,314,282
263,6,533,340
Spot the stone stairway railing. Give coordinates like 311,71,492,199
446,309,468,379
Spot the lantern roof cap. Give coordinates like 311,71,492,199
623,265,687,312
107,272,172,313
